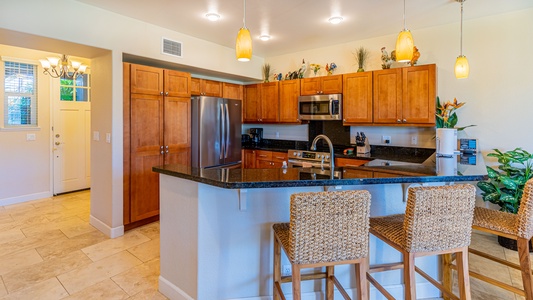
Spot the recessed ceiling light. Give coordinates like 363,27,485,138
328,16,343,24
205,13,220,21
259,35,271,41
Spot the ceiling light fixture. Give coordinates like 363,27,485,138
39,55,87,79
328,16,343,24
235,0,252,62
205,13,220,22
455,0,469,79
395,0,414,63
259,35,271,41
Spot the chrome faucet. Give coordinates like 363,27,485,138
311,134,335,176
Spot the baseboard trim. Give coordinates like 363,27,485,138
0,191,53,206
158,276,439,300
159,276,195,300
89,215,124,238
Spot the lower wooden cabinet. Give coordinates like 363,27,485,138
242,149,256,168
335,157,368,167
342,168,373,179
243,149,288,169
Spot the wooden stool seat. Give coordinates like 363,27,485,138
272,190,371,300
465,178,533,299
368,184,477,300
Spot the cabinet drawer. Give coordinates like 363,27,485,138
335,157,368,167
342,169,373,179
255,150,272,160
271,152,288,162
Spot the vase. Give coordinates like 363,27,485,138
436,128,457,156
357,68,364,72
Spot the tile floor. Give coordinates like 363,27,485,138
0,190,166,300
0,190,529,299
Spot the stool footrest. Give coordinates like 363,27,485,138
280,272,327,283
469,248,522,270
469,270,526,296
368,262,404,273
415,266,459,300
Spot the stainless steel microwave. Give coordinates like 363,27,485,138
298,94,342,121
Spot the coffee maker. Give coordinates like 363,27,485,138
249,128,263,144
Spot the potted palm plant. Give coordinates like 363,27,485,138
477,148,533,250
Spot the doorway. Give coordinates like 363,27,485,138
52,73,91,195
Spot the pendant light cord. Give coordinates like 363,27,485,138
243,0,247,28
403,0,406,30
460,1,464,56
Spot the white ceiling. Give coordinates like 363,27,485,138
74,0,533,58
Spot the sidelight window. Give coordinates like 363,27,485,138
3,60,38,127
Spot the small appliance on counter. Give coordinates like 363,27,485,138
355,132,370,154
459,138,478,154
249,128,263,144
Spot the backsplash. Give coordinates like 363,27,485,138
242,124,308,141
350,126,436,149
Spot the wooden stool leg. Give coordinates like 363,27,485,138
273,237,281,300
518,238,533,299
292,264,302,300
355,257,369,300
326,266,334,299
455,247,471,300
404,252,416,300
442,253,453,300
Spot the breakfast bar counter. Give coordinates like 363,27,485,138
153,153,487,300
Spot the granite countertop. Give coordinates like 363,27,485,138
153,152,488,189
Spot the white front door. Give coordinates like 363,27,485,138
52,75,91,194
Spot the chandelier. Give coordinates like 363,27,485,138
39,55,88,79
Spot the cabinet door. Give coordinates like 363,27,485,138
343,72,373,124
191,78,201,96
373,68,402,124
279,79,301,123
260,82,279,122
402,64,436,125
243,84,260,123
321,75,343,94
243,150,256,168
164,70,191,98
342,168,373,179
202,79,223,97
130,64,163,96
271,152,288,164
164,97,191,165
335,157,368,167
300,77,321,96
130,93,163,222
223,82,243,100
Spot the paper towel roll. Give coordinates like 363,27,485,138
436,128,457,156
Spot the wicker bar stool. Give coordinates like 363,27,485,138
368,184,476,300
272,190,371,300
465,178,533,298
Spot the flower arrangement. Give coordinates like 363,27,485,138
353,46,369,72
309,63,321,76
326,62,337,75
436,97,475,130
262,63,271,83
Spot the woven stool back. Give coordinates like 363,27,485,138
288,190,371,264
516,178,533,239
403,184,476,252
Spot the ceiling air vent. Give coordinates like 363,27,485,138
162,37,182,58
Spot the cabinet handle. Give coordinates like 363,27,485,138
160,92,164,95
403,119,407,123
274,156,285,160
258,155,268,158
161,151,164,154
397,119,401,123
165,92,169,96
343,118,346,122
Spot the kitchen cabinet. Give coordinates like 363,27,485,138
300,74,342,96
243,82,279,123
123,63,191,229
342,72,373,125
223,82,243,100
373,64,436,126
191,78,222,97
279,79,301,123
255,150,288,168
335,157,369,167
342,168,373,179
242,149,256,169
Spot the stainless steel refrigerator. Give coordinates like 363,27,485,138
191,96,242,169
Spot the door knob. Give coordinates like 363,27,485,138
55,134,60,138
55,141,60,145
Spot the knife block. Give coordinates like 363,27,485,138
356,140,370,154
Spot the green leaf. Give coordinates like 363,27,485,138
500,194,518,204
500,177,518,190
477,181,497,193
483,192,500,202
486,167,500,179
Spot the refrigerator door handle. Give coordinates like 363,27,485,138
224,102,230,159
220,102,225,160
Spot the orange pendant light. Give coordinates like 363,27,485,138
236,0,252,61
395,0,414,63
454,0,469,79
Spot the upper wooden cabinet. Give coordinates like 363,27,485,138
300,74,342,95
223,82,243,100
243,82,279,123
373,64,436,126
191,78,222,97
130,65,191,98
279,79,301,123
342,72,373,125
